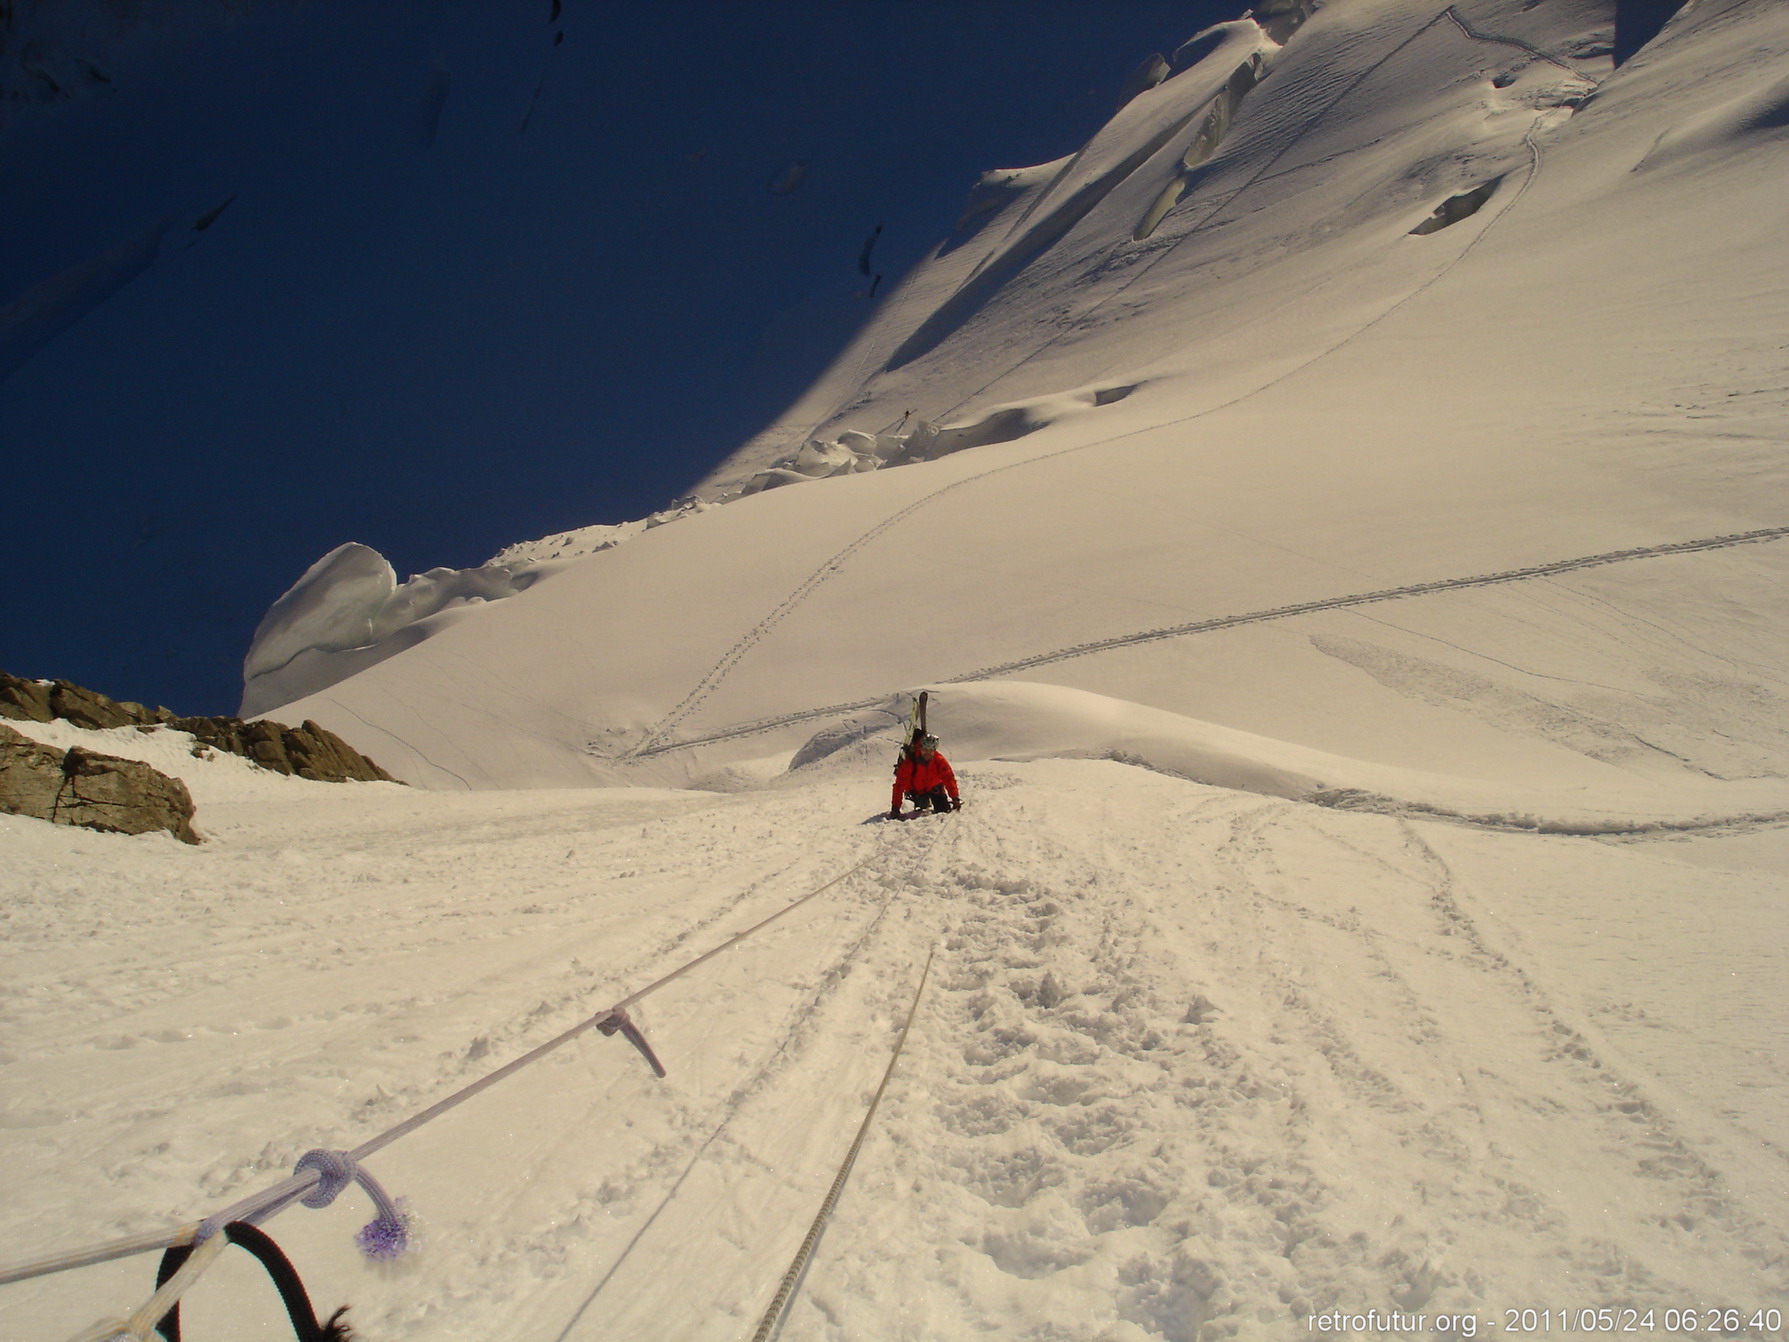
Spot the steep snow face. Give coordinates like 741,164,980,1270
255,0,1787,821
692,0,1619,492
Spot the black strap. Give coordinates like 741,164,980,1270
152,1223,351,1342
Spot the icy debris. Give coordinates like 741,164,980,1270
487,518,649,566
485,498,712,566
1135,50,1266,241
1249,0,1319,46
728,381,1142,499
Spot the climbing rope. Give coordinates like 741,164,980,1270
750,944,936,1342
65,1234,230,1342
22,841,893,1340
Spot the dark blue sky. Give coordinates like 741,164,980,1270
2,0,1231,715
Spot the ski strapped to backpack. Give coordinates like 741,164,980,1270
889,691,964,821
906,689,929,743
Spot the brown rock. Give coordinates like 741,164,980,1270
0,669,399,785
0,672,55,723
0,723,200,844
48,680,142,730
168,713,397,783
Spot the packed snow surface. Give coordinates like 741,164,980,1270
4,733,1787,1340
8,0,1789,1338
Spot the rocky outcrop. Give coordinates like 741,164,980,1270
0,673,175,730
0,723,200,844
171,716,396,784
0,670,399,783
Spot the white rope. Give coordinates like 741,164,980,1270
750,944,936,1342
26,842,889,1340
64,1232,229,1342
0,1225,201,1292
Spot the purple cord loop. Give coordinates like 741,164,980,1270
293,1149,412,1260
295,1149,355,1210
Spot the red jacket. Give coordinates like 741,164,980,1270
892,749,958,809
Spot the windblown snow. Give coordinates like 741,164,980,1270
8,1,1789,1339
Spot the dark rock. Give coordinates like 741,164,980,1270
0,723,200,844
0,673,55,723
0,668,399,784
167,714,397,783
49,680,144,729
0,670,175,729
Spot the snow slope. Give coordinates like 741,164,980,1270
4,741,1786,1339
6,0,1789,1338
250,0,1788,817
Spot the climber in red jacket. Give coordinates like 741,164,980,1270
889,731,960,819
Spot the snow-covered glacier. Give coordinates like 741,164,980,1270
14,4,1789,1339
252,0,1788,814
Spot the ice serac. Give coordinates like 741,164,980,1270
241,542,539,716
243,497,717,717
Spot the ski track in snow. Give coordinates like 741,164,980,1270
12,5,1789,1338
628,524,1789,768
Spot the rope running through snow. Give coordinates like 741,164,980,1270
29,841,891,1340
750,944,936,1342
